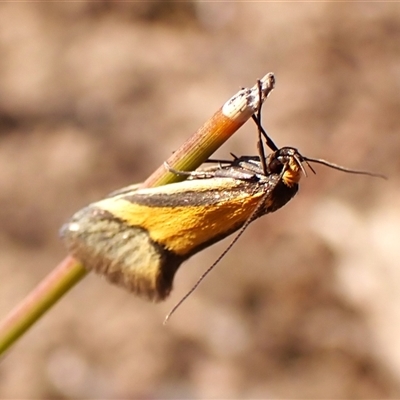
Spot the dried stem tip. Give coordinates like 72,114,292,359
222,72,275,121
143,72,275,188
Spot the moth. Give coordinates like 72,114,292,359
61,85,384,307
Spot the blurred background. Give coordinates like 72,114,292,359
0,2,400,398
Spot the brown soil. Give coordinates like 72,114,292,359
1,3,400,398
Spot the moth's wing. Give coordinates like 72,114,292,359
60,203,184,302
60,177,272,301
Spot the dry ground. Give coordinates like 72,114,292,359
1,3,400,398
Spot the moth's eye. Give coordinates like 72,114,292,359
276,156,287,164
269,157,284,173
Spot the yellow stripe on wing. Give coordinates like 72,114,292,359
95,183,270,256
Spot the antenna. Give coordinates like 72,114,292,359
251,80,278,153
163,203,262,323
163,179,280,324
253,80,268,175
303,156,387,179
163,161,292,324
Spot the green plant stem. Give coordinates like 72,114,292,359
0,257,87,355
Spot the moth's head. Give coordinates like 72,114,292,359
268,147,306,187
266,145,386,187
